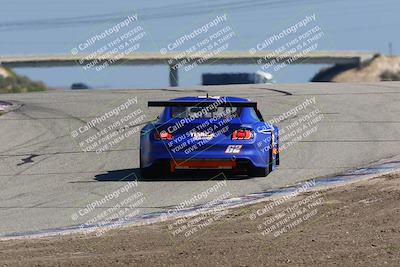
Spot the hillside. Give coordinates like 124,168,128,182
311,55,400,82
0,67,47,93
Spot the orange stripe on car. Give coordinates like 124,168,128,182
170,160,236,172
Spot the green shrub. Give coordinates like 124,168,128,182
380,70,400,81
0,68,47,93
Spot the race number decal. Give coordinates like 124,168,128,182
225,145,242,154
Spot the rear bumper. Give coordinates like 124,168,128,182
140,131,274,169
142,143,269,169
170,159,237,172
148,158,259,173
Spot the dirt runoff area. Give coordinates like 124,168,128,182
1,173,400,267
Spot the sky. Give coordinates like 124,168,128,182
0,0,399,89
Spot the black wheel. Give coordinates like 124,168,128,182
140,166,159,179
249,137,273,177
139,149,156,179
140,151,169,179
249,166,268,177
276,150,280,166
276,138,280,166
268,137,274,173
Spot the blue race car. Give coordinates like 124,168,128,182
140,96,279,178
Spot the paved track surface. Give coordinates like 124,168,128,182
1,82,400,236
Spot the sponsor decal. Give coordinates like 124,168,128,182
190,131,215,140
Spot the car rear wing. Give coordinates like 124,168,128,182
148,101,257,108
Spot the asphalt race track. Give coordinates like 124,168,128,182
1,82,400,236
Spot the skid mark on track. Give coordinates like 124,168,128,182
253,87,293,96
16,154,39,166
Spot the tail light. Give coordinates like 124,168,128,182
232,129,253,140
154,130,173,140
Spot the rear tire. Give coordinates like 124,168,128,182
249,137,273,177
276,138,280,166
140,166,159,179
139,149,158,179
268,138,274,173
249,167,268,177
140,152,169,179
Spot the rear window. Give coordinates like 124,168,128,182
170,106,241,119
